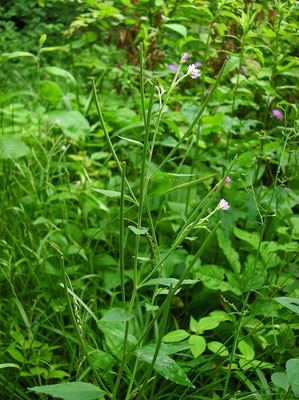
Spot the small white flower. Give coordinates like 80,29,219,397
61,145,66,151
56,118,61,126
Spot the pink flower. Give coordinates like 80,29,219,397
195,62,202,67
241,66,247,74
168,64,178,71
187,64,201,79
272,109,283,121
182,52,189,62
218,199,230,210
225,177,231,184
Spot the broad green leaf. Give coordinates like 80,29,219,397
189,335,206,358
238,339,255,361
237,151,256,168
164,24,187,37
197,316,221,333
286,358,299,396
195,265,242,295
39,81,63,106
223,56,240,76
48,110,90,139
128,225,149,235
101,308,133,322
274,297,299,315
137,346,194,387
145,303,159,312
233,227,259,249
139,342,191,356
98,323,137,345
202,114,224,126
189,316,200,333
91,188,135,203
207,341,229,356
216,228,241,274
163,330,190,343
29,382,106,400
44,66,76,85
271,372,289,392
0,136,30,160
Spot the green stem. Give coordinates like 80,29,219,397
60,256,110,396
151,60,227,176
92,77,138,205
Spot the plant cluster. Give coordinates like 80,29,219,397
0,1,298,400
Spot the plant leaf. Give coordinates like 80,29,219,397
0,136,30,160
189,335,206,357
29,382,106,400
163,330,190,343
137,346,194,387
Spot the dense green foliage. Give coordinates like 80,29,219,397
0,1,298,399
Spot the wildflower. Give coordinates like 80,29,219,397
187,64,201,79
218,199,230,210
195,62,202,67
272,109,283,121
225,176,231,184
61,145,66,151
75,180,81,186
56,118,61,126
167,64,178,71
181,52,189,62
241,66,247,74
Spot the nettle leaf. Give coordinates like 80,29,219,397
216,228,241,274
0,136,30,160
286,358,299,397
29,382,106,400
163,330,190,343
164,23,187,37
128,225,149,235
189,335,206,358
137,346,194,387
274,297,299,315
101,308,133,323
207,341,229,356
